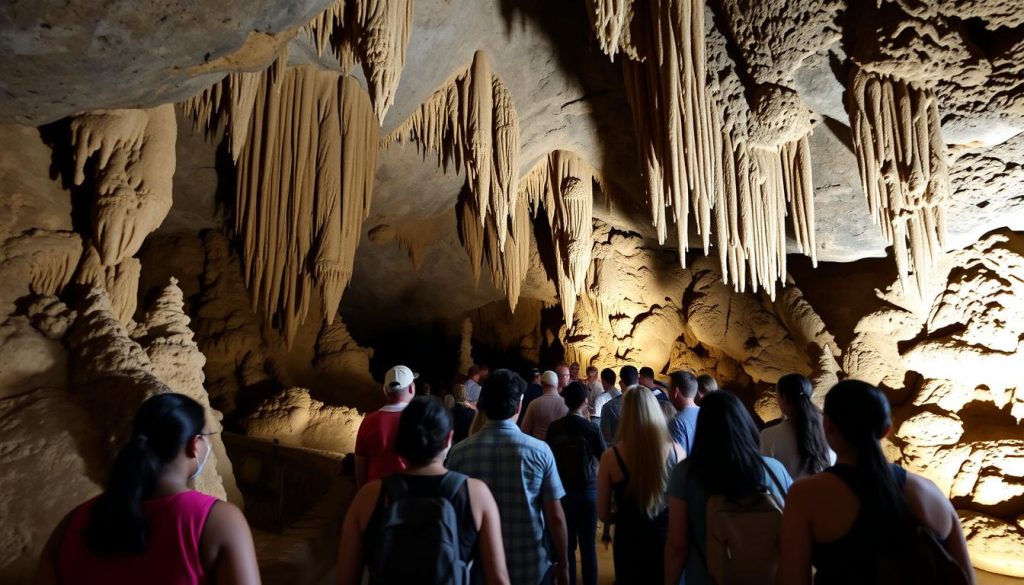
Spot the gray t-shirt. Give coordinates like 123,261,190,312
666,456,793,585
760,418,836,480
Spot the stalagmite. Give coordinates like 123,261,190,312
132,278,238,504
228,67,379,345
305,0,415,122
847,65,949,296
387,50,520,251
520,151,597,325
70,105,176,267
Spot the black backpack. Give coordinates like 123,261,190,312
369,472,471,585
550,429,596,491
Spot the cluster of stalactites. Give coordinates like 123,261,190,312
304,0,415,123
69,105,177,268
584,0,818,298
229,66,379,346
458,191,532,313
520,150,597,326
387,50,521,252
847,65,949,297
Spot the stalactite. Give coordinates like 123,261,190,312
305,0,415,122
387,50,520,251
70,105,176,267
847,65,949,296
457,189,532,312
584,0,639,60
520,151,598,326
74,245,141,326
231,66,379,345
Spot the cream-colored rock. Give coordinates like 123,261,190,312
960,511,1024,577
314,318,379,411
70,105,177,267
246,388,363,454
949,441,1024,507
0,315,68,400
898,411,965,446
0,388,104,584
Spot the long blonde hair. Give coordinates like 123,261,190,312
616,387,672,518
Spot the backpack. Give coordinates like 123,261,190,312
549,429,596,490
703,462,785,585
369,472,471,585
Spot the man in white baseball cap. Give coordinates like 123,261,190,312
354,364,418,487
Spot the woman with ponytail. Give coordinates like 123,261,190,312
761,373,835,479
34,393,259,584
777,380,975,585
337,396,510,585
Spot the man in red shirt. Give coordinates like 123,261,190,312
354,364,417,487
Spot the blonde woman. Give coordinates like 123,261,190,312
597,387,685,584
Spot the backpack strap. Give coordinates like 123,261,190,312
762,459,786,498
437,471,468,501
612,446,630,480
383,474,411,506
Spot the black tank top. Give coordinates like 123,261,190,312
812,463,938,584
365,472,479,565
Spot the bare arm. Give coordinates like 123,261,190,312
204,502,261,585
33,511,73,585
354,455,369,489
776,480,813,585
664,496,689,585
467,480,510,585
543,499,570,585
337,482,381,585
596,450,614,523
905,474,976,585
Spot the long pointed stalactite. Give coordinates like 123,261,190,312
583,0,818,298
231,67,379,346
847,65,949,297
305,0,415,123
387,50,520,251
521,150,598,326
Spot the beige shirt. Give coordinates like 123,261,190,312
520,393,569,440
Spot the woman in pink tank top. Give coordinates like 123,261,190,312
33,393,260,585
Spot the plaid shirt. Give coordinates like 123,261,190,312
447,419,565,585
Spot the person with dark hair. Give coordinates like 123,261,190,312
465,365,483,406
598,388,685,584
639,366,669,401
521,371,569,440
35,393,258,585
338,397,510,585
518,368,544,425
599,365,638,444
761,373,835,479
695,374,718,406
449,383,476,445
591,368,618,426
667,371,700,455
545,383,607,585
777,380,975,585
665,391,793,585
355,364,417,487
447,369,570,585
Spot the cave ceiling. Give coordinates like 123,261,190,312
2,0,1024,332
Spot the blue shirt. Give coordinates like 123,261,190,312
447,419,566,585
669,405,700,454
464,379,482,402
667,456,793,585
599,393,623,444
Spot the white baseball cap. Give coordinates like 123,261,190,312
384,365,418,392
541,370,558,387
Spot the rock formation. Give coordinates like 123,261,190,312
246,388,363,453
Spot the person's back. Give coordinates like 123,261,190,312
451,402,475,444
447,369,568,585
58,491,218,585
36,393,259,585
600,366,638,444
355,365,417,486
521,393,568,440
670,404,700,454
761,374,835,480
761,418,835,480
777,380,974,585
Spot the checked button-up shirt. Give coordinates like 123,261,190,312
447,419,566,585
